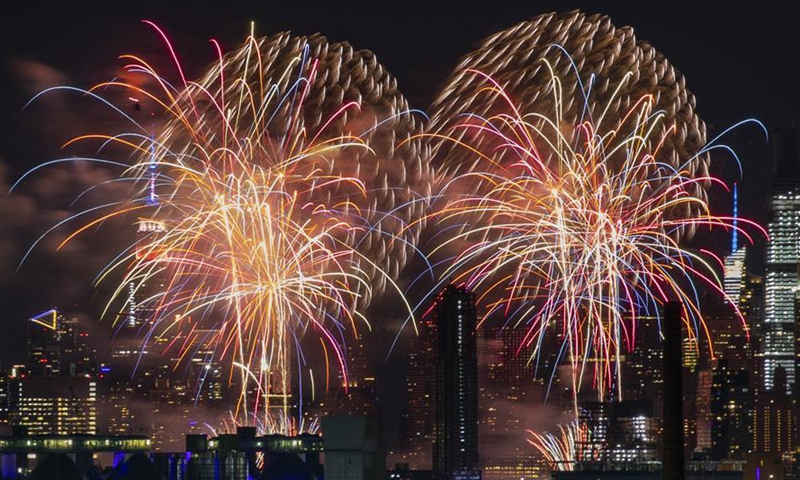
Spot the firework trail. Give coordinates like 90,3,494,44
527,421,589,471
17,23,427,433
423,60,765,404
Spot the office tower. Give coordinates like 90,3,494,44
8,374,97,435
724,248,747,308
623,316,663,414
577,400,659,464
433,285,480,480
711,359,752,459
695,368,713,452
479,327,542,480
724,183,747,308
753,366,795,454
705,312,751,372
27,309,63,376
0,366,9,426
403,314,438,470
26,309,96,378
322,333,378,418
762,127,800,393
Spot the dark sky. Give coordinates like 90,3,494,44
1,0,797,441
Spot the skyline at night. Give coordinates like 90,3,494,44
0,2,798,480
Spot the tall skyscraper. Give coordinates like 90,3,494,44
433,285,480,480
724,184,747,308
403,314,438,470
27,309,63,376
762,127,800,393
9,310,99,435
27,309,96,377
479,327,542,480
695,368,713,452
711,359,752,459
321,333,378,418
753,366,795,454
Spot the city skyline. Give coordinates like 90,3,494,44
0,3,797,480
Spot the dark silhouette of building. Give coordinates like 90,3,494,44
402,313,438,470
577,400,659,465
662,301,685,480
710,360,752,459
433,285,480,480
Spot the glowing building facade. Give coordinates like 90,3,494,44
9,374,97,436
723,184,747,308
402,315,438,470
762,128,800,393
434,285,481,480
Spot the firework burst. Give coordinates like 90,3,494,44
424,63,765,404
18,23,425,434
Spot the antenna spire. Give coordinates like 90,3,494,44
732,182,738,254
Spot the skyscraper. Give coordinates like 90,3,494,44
724,184,747,308
762,127,800,393
710,359,752,459
9,310,99,435
753,367,795,454
27,309,62,376
479,327,542,480
401,312,438,470
27,309,96,377
433,285,480,480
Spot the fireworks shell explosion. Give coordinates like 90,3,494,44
20,24,429,434
15,12,766,454
423,11,764,405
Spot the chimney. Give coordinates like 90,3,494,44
662,301,685,480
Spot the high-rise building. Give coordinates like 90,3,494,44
724,247,747,309
321,332,378,418
433,285,481,480
622,316,663,414
27,309,63,376
478,327,543,480
710,359,752,459
761,127,800,393
705,312,751,372
403,314,438,470
10,309,100,436
695,368,713,453
577,400,659,465
753,366,794,454
26,309,96,378
0,366,9,426
724,183,747,308
8,374,97,435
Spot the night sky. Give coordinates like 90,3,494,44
1,0,797,442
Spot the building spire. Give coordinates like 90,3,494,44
732,182,738,254
147,113,158,206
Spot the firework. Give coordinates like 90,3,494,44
19,23,426,433
424,63,765,403
527,421,588,471
429,10,708,239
